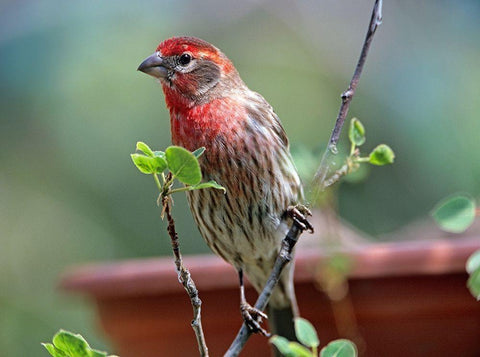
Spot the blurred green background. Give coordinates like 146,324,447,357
1,0,479,355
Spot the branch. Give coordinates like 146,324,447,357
323,163,350,188
313,0,383,191
131,145,214,355
163,195,209,357
225,223,302,357
225,1,384,355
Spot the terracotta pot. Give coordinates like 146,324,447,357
61,230,480,357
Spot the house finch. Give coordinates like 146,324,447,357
138,36,311,340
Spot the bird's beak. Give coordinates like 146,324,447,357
137,52,168,79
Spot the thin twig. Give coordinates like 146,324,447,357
313,0,383,191
225,224,302,357
323,163,350,188
225,1,384,355
163,195,209,357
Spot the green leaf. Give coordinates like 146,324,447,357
320,339,358,357
88,350,108,357
467,250,480,274
348,118,366,146
432,195,476,233
136,141,154,157
190,180,226,192
192,147,206,158
42,343,68,357
131,154,154,174
52,330,91,356
131,154,167,174
288,342,313,357
151,157,168,172
165,146,202,185
294,317,319,349
43,331,109,357
368,144,395,166
270,336,296,357
467,268,480,300
154,151,166,159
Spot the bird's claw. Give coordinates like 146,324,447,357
240,302,270,336
287,205,314,233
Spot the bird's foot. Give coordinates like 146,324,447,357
240,302,269,336
287,204,314,233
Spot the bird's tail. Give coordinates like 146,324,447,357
268,303,297,341
245,255,299,352
268,262,299,352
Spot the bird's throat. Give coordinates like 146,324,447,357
166,92,247,152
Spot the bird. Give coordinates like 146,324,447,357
137,36,312,341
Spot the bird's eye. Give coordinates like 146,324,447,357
179,53,192,66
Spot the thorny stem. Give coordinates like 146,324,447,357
226,1,384,355
158,173,209,357
313,0,383,191
225,224,302,357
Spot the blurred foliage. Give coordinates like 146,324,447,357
1,0,480,355
431,194,476,233
467,250,480,301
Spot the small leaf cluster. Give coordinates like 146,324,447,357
431,194,478,299
42,330,116,357
270,317,357,357
131,142,225,197
321,118,395,189
347,118,395,168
